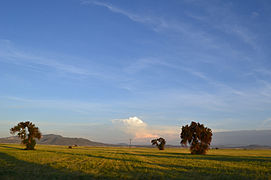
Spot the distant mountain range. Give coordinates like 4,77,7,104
212,130,271,147
1,130,271,148
0,134,108,146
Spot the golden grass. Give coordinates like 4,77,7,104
0,144,271,179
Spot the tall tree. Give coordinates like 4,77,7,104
151,137,166,150
180,121,212,155
10,121,42,150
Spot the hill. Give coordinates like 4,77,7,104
1,130,271,148
0,134,108,146
212,130,271,147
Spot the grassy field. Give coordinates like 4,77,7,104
0,144,271,180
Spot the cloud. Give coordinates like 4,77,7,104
113,116,147,127
83,0,192,34
124,57,247,97
229,26,258,50
0,41,89,75
0,40,123,80
0,40,128,82
0,115,180,144
111,116,182,144
0,95,114,116
83,0,164,29
82,0,266,84
124,57,169,74
83,0,261,66
112,117,158,140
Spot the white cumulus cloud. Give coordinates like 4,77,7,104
112,117,178,143
113,116,147,127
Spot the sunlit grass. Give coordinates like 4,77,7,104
0,144,270,179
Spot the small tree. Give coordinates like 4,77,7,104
151,137,166,150
180,121,212,155
10,121,42,150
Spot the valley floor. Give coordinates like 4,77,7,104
0,144,271,179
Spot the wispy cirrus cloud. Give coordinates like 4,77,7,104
81,0,261,67
82,0,198,35
0,95,108,115
123,57,246,96
0,40,127,82
81,0,164,28
0,41,91,76
184,1,260,51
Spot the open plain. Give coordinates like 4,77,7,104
0,144,270,180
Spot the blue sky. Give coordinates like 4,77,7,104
0,0,271,144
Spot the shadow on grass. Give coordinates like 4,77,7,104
0,144,24,150
0,152,114,180
113,151,271,163
36,149,270,179
1,145,270,180
39,147,271,164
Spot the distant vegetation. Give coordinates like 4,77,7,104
151,137,166,150
180,121,212,155
10,121,41,150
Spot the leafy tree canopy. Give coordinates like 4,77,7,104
151,137,166,150
10,121,42,150
180,121,212,155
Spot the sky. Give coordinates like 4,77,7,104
0,0,271,145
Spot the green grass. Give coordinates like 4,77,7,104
0,144,271,180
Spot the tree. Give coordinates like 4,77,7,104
151,137,166,150
10,121,42,150
180,121,212,155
